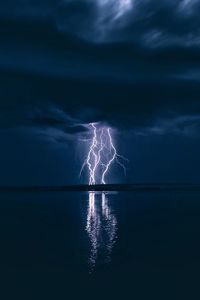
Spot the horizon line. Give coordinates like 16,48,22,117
1,183,200,192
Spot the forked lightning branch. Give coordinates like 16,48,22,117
80,123,128,185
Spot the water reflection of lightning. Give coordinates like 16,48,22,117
86,192,101,267
86,192,117,270
80,123,128,185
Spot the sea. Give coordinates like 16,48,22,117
0,190,200,299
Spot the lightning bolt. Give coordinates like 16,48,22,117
80,123,128,185
80,123,98,185
101,128,117,184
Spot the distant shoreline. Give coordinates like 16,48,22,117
0,184,200,192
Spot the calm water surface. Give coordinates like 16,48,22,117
0,191,200,298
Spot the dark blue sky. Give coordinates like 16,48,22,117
1,0,200,185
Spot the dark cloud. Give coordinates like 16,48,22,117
1,0,200,48
133,115,200,138
54,0,200,47
1,68,200,136
14,0,195,47
1,0,200,185
0,21,199,134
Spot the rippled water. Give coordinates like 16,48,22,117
1,191,200,298
86,192,118,271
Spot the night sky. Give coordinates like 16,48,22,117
1,0,200,185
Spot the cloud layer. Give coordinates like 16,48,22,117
1,0,200,47
54,0,200,46
1,1,200,140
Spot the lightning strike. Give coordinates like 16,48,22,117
80,123,128,185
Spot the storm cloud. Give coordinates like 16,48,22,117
1,0,200,184
2,0,200,46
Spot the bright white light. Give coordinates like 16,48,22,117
80,123,128,185
86,192,117,270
